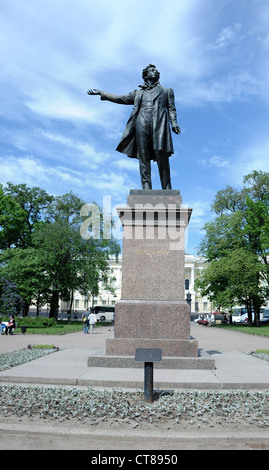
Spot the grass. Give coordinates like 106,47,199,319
213,322,269,337
0,315,111,335
18,323,82,335
14,321,111,335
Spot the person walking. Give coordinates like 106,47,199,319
88,308,96,334
82,308,90,334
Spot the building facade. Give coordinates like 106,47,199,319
59,254,212,315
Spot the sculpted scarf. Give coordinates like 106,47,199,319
138,81,160,91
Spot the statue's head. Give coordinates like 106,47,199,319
142,64,160,83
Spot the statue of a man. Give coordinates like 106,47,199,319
87,64,180,190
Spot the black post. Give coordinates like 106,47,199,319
144,362,154,402
135,348,162,403
186,292,192,312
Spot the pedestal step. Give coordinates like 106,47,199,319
106,337,198,357
87,351,215,370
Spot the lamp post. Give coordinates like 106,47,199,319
186,292,192,313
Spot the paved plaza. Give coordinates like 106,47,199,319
1,323,269,450
1,323,269,389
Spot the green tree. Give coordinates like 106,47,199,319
0,183,54,314
0,247,48,316
198,170,269,325
3,182,54,248
32,192,120,319
0,184,26,249
0,277,24,317
245,196,269,264
199,210,247,261
195,248,267,323
0,186,120,319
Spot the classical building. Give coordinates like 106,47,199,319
59,254,212,315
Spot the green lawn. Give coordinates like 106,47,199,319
7,317,111,335
17,323,83,335
213,322,269,337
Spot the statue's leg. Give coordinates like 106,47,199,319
136,111,152,190
139,157,152,189
157,152,172,190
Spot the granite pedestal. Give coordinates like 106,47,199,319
88,190,215,370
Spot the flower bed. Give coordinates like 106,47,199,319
0,347,57,371
0,386,268,429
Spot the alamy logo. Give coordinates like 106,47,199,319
80,196,189,251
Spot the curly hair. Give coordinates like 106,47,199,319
142,64,160,81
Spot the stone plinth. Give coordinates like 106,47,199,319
88,189,215,370
106,190,197,359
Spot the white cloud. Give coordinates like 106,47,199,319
88,170,134,197
113,158,139,171
179,72,260,107
201,155,231,169
0,153,136,200
0,155,82,193
187,200,211,228
1,0,269,255
1,0,263,120
231,136,269,184
39,130,110,169
207,23,242,50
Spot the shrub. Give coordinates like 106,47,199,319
0,277,24,316
1,316,56,328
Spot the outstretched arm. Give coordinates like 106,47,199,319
87,89,136,105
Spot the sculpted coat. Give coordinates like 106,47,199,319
100,83,178,161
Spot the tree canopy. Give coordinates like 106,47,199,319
0,184,120,318
196,170,269,325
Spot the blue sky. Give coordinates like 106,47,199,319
1,0,269,254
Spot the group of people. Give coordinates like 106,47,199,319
0,314,16,335
82,308,96,334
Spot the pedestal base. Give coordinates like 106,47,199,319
87,351,216,370
106,337,198,357
106,298,197,357
87,190,215,372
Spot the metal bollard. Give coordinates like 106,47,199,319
144,361,154,402
135,348,162,403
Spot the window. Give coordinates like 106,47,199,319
185,279,189,290
75,299,79,309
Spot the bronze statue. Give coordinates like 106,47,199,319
87,64,180,190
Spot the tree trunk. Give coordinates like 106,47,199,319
36,292,41,316
246,300,252,325
67,291,74,324
253,297,260,326
22,301,30,317
49,290,59,321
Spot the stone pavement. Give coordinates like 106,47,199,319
1,323,269,450
0,323,269,390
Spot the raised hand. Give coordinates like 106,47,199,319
87,89,101,95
